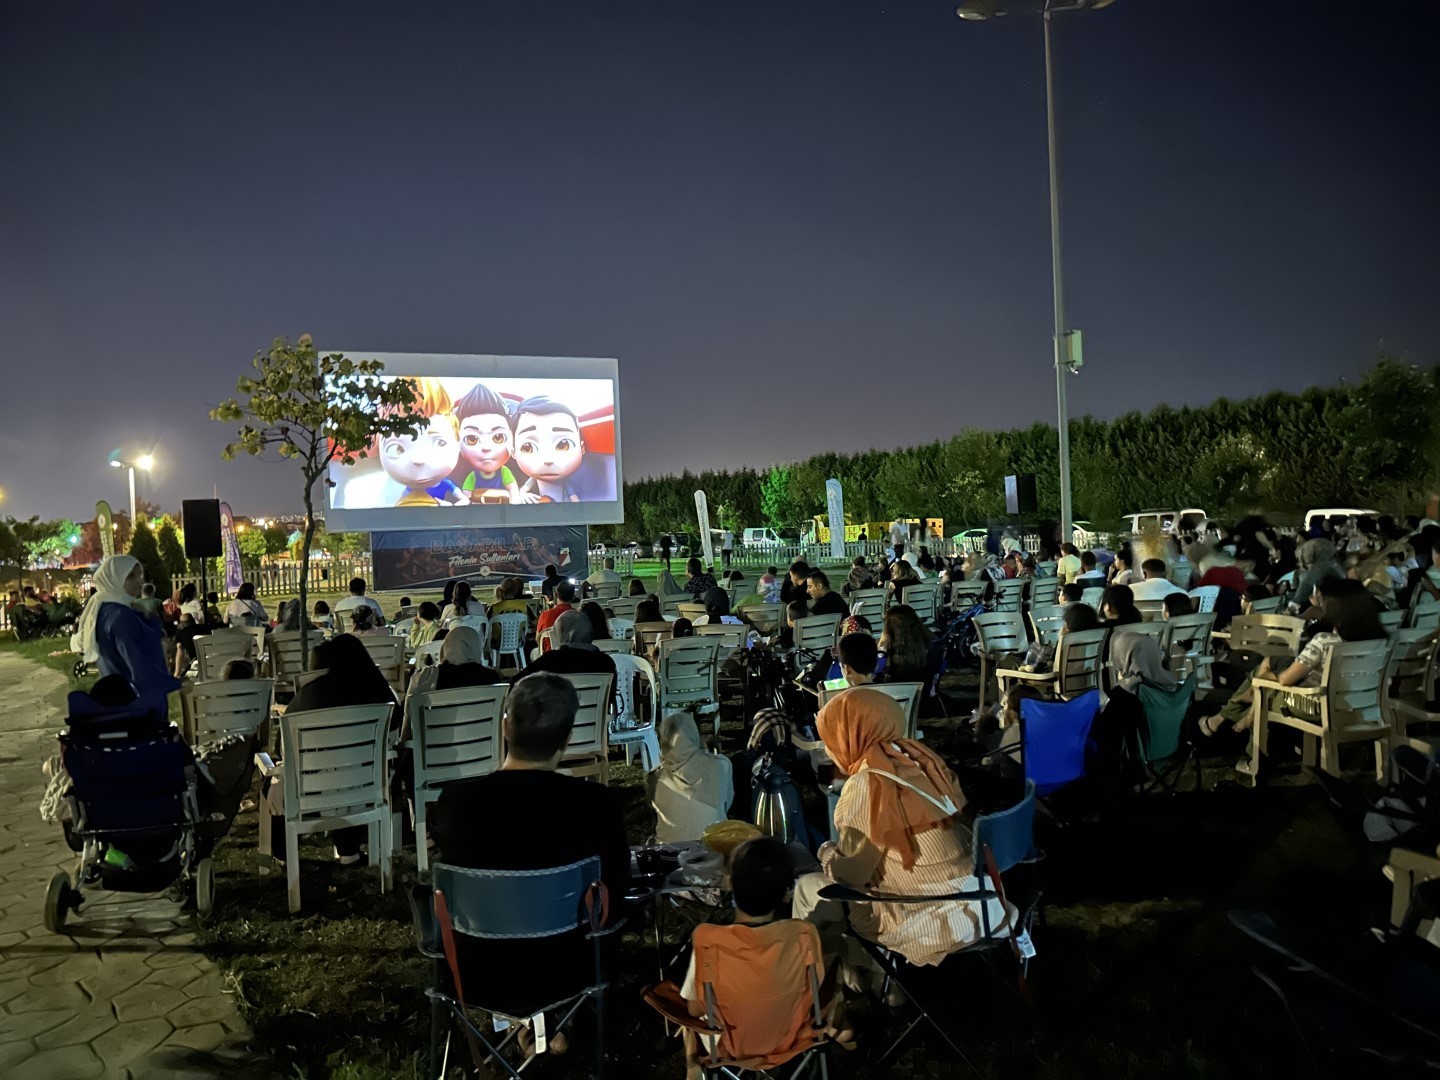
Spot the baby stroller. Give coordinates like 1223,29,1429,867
45,679,213,933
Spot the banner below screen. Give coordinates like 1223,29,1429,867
371,526,591,593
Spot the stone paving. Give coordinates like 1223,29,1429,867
0,652,275,1079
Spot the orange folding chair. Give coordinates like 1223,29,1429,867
644,920,837,1078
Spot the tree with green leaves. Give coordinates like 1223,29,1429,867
211,335,422,664
237,527,268,566
156,519,187,577
128,521,171,598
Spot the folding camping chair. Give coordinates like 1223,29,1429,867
643,921,838,1079
417,857,620,1080
984,690,1102,801
1135,675,1199,793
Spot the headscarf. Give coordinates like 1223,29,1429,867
76,555,140,663
659,569,682,595
657,712,729,808
439,625,486,666
314,634,394,703
1109,631,1178,692
817,687,964,869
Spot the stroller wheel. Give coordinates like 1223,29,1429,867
44,872,73,934
195,858,215,916
72,659,87,679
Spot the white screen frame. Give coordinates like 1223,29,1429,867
322,352,622,533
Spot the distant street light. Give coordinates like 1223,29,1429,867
109,453,155,535
956,0,1114,545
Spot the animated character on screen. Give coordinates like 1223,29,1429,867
511,395,604,503
453,383,523,504
376,378,470,507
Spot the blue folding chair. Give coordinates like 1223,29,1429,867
415,857,619,1079
1136,675,1198,793
973,779,1039,873
1018,689,1101,796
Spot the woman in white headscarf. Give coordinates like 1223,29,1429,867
399,626,502,741
76,555,181,710
646,712,733,842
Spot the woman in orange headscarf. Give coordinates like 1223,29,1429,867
791,687,1013,973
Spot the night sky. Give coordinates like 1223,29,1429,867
3,0,1437,523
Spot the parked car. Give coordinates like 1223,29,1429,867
1302,507,1380,534
650,533,701,558
1124,508,1209,536
742,527,783,548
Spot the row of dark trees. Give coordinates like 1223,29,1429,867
596,360,1440,541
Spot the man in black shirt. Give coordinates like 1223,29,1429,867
540,563,566,601
806,570,850,619
431,672,630,1016
516,610,618,681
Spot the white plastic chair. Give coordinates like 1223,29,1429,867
948,579,989,611
268,630,310,697
196,631,254,682
793,614,841,664
1382,628,1439,737
589,581,623,601
901,584,940,625
610,654,661,769
389,618,415,641
411,684,506,872
657,638,722,736
972,611,1028,716
818,681,924,740
659,594,692,619
258,704,394,913
606,596,642,620
358,637,406,702
1166,612,1217,689
1026,578,1058,609
847,588,887,631
413,641,443,668
490,612,530,672
1079,587,1105,611
998,627,1110,708
555,672,616,784
184,678,274,744
1028,603,1068,647
593,637,634,655
1188,586,1219,614
992,579,1026,614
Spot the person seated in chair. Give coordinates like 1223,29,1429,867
805,571,850,620
646,712,733,843
516,609,617,680
792,689,1013,988
665,836,848,1078
431,673,630,1024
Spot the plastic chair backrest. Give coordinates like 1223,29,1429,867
902,584,940,622
659,638,720,708
414,685,505,790
1027,578,1057,608
279,704,392,823
692,920,826,1069
1028,604,1067,646
1379,609,1406,636
1248,594,1285,615
745,604,785,637
1227,614,1305,659
677,603,709,623
492,612,529,654
695,624,746,651
865,681,924,739
848,588,887,628
189,678,273,742
606,596,641,620
1137,675,1196,761
993,578,1026,613
794,614,841,654
974,611,1027,656
1410,605,1440,633
554,672,615,759
949,579,989,608
593,637,634,655
1188,586,1219,613
414,641,443,667
433,857,602,939
390,618,415,640
359,637,405,699
1134,599,1166,622
590,581,622,601
1079,587,1105,610
1166,612,1216,659
611,654,657,728
973,779,1036,873
449,614,490,639
1320,639,1388,731
1019,689,1100,795
196,631,254,681
635,621,676,656
1053,627,1110,697
659,594,692,619
1115,620,1171,657
1384,629,1437,713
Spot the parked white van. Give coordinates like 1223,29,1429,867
1303,508,1380,533
1124,508,1209,536
742,527,783,548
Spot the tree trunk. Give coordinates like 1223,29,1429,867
300,472,317,671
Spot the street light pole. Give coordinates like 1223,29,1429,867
127,466,137,530
1043,9,1074,546
958,0,1112,546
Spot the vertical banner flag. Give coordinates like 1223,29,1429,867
826,479,846,561
95,501,115,560
219,502,243,594
694,491,716,568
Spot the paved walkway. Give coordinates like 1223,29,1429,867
0,653,273,1079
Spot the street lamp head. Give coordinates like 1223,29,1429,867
956,0,997,19
136,454,154,471
109,460,124,469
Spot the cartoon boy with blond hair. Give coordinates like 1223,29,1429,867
376,377,469,507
